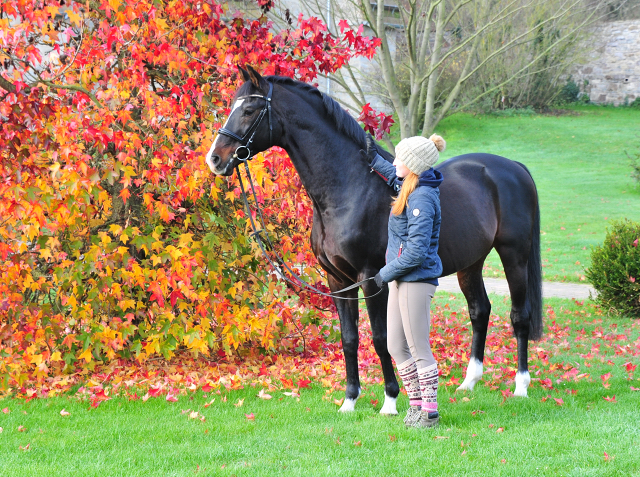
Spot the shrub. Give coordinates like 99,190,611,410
557,78,580,104
586,220,640,317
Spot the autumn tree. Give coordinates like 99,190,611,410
0,0,380,386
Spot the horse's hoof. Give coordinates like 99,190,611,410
513,371,530,397
379,393,398,415
457,358,483,392
338,387,361,412
338,397,358,412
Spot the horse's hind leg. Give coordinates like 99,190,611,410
363,279,399,415
457,258,492,392
328,276,362,412
495,244,531,397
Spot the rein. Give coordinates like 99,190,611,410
217,82,380,301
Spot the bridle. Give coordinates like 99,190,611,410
214,81,379,301
217,82,273,162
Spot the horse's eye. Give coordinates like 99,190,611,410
243,109,255,116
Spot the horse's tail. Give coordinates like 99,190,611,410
516,161,543,341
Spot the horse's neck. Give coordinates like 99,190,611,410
275,99,362,210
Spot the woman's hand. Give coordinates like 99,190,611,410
374,273,386,288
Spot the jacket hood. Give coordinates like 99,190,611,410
419,168,443,188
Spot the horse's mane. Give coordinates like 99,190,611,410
264,76,367,149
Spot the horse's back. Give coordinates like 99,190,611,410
436,153,538,276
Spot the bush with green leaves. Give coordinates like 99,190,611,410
586,220,640,317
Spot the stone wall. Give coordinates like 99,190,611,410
571,20,640,105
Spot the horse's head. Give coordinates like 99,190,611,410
205,66,277,176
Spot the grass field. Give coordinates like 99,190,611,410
1,294,639,476
394,105,640,282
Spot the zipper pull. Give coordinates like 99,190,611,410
398,243,403,257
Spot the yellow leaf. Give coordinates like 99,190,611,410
120,233,129,244
67,9,82,25
109,224,122,235
178,233,193,248
39,248,52,260
50,352,63,362
108,0,120,11
78,348,93,363
155,18,169,31
151,255,162,266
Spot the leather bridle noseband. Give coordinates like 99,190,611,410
217,82,273,162
214,81,379,300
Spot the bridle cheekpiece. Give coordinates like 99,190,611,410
217,82,273,162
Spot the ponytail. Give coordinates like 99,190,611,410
391,172,419,216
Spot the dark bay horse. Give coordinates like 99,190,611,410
206,66,542,413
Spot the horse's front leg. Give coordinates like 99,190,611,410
363,279,399,415
328,276,362,412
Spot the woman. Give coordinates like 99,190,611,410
364,134,445,428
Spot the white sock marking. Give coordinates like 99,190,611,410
338,387,361,413
379,393,398,415
205,99,244,173
513,371,531,397
457,358,483,392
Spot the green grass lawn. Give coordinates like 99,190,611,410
2,294,639,476
393,106,640,282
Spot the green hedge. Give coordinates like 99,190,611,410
586,220,640,317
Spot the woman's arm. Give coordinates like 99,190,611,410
369,153,403,193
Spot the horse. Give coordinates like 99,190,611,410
205,66,542,414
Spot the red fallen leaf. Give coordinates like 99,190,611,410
603,395,617,403
2,408,9,414
354,440,362,447
389,434,397,442
166,393,178,402
370,399,378,407
461,450,467,455
501,459,506,464
554,398,564,406
500,389,513,402
630,386,640,391
201,383,215,393
471,410,485,416
449,397,457,403
148,385,164,398
496,427,504,433
18,425,26,432
565,389,578,395
245,413,255,421
624,362,637,373
19,444,30,451
297,379,311,389
604,451,613,461
488,424,495,428
601,373,612,389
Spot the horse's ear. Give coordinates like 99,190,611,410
238,65,251,83
245,65,269,93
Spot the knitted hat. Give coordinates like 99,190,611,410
395,134,446,175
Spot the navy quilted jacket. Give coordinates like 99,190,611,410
370,154,443,285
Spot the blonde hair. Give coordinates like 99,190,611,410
391,172,420,216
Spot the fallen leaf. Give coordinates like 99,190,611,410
449,397,457,403
603,395,617,403
462,397,470,402
370,399,378,407
354,440,362,447
0,427,3,433
18,425,26,432
283,391,300,398
257,389,272,400
389,434,396,442
19,444,30,451
496,427,504,433
461,450,467,455
501,459,506,464
554,398,564,406
166,393,178,402
189,411,199,420
60,409,70,416
601,373,612,389
433,436,449,440
333,398,344,407
297,379,311,388
2,408,9,414
142,393,150,402
204,398,215,408
488,424,495,428
234,398,245,407
630,386,640,391
604,451,613,461
245,413,255,421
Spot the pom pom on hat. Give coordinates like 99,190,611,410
395,134,446,175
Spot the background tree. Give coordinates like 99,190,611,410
272,0,611,146
0,0,380,386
